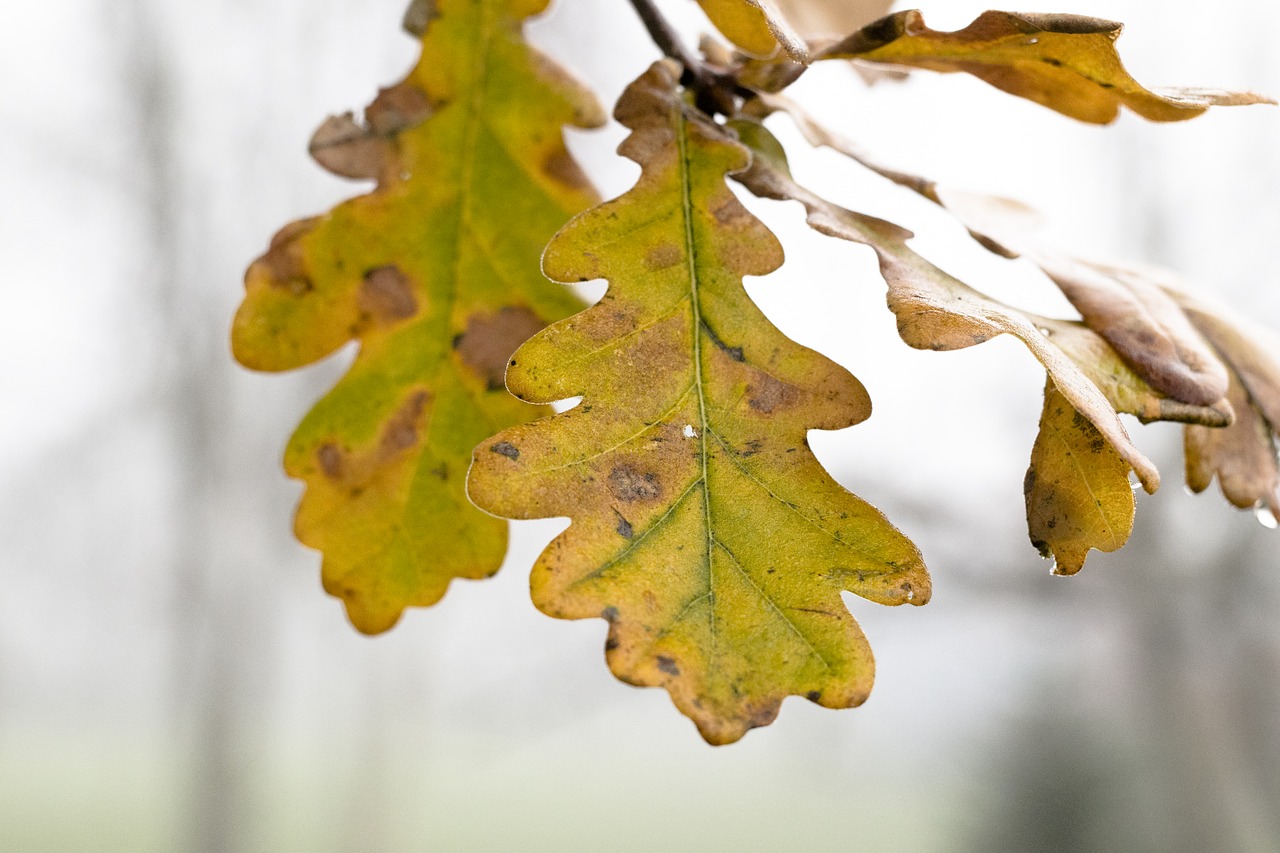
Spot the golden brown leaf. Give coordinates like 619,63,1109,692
1025,380,1136,575
819,10,1273,124
468,62,928,745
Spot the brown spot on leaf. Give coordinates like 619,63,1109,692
317,443,345,478
644,243,681,270
366,81,434,135
455,306,546,390
601,606,619,623
359,266,418,322
656,655,680,676
807,690,822,702
309,113,385,180
490,442,520,460
380,391,430,456
713,199,750,226
543,148,592,191
255,219,318,295
608,466,662,502
616,515,634,538
748,374,801,414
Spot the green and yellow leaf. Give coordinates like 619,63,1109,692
697,0,809,62
468,62,928,745
231,0,604,634
1025,380,1135,575
819,10,1273,124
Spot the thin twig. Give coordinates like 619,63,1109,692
625,0,737,113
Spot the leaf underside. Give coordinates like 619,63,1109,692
231,0,603,633
468,62,928,745
697,0,809,62
821,10,1272,124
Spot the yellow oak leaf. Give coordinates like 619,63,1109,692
819,10,1273,124
231,0,604,634
1025,380,1136,575
467,62,928,745
697,0,809,62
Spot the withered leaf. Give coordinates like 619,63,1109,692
232,0,604,633
819,10,1273,124
468,62,929,745
732,121,1163,492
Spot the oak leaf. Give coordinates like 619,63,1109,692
696,0,809,62
231,0,604,633
467,62,929,745
819,10,1272,124
1025,380,1135,575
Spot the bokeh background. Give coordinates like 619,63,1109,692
2,1,1278,850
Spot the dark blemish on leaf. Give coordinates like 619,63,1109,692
543,148,592,191
656,656,680,676
455,306,546,389
1047,519,1057,529
644,243,681,270
359,265,418,322
748,374,801,414
786,447,797,453
256,218,318,295
701,319,745,362
807,691,822,702
1091,437,1106,453
601,606,620,623
1042,57,1064,67
607,466,662,502
616,515,634,539
490,442,520,460
1099,81,1116,89
1024,468,1037,495
742,439,763,457
365,80,434,135
308,114,384,180
1072,410,1090,431
380,390,430,456
713,199,748,225
431,463,449,481
317,443,345,478
605,636,619,651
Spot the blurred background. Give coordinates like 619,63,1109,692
2,0,1278,850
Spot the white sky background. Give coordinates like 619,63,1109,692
1,1,1278,850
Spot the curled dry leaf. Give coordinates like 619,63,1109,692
732,121,1163,492
758,98,1237,414
1025,380,1136,575
1164,284,1280,519
818,10,1274,124
468,62,928,745
696,0,809,62
231,0,603,633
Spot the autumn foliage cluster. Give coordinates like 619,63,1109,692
233,0,1277,743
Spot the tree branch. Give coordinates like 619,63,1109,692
626,0,738,114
